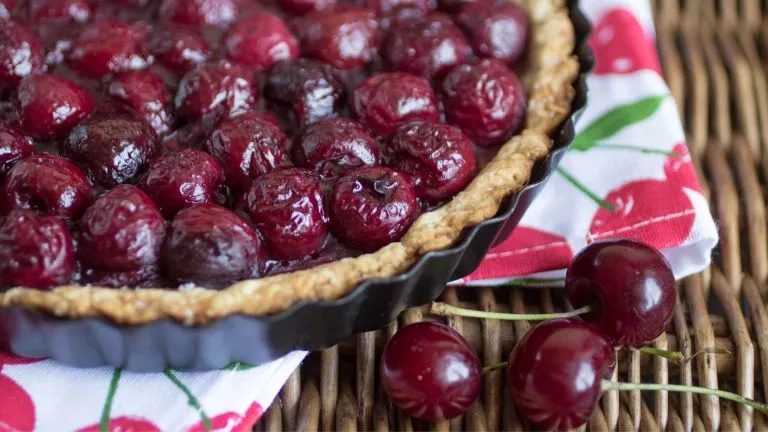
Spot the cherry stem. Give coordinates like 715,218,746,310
483,362,507,374
639,346,732,365
600,380,768,414
430,302,592,321
556,167,616,211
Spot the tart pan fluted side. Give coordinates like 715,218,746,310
0,0,593,371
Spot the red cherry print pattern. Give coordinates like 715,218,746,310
186,401,263,432
664,143,702,192
0,374,35,432
485,226,573,276
589,8,661,76
78,417,161,432
0,352,44,373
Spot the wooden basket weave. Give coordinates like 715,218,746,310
256,1,768,430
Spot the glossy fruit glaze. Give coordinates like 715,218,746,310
0,0,530,290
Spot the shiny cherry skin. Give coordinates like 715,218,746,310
68,20,150,79
158,0,239,29
204,111,286,190
293,8,380,70
175,60,258,120
16,74,95,140
0,0,14,18
147,26,211,74
380,321,482,421
330,166,419,251
1,154,94,219
387,122,476,201
0,209,76,290
108,70,174,136
293,118,379,178
62,113,159,188
383,13,471,80
365,0,436,17
0,125,34,178
565,239,677,349
441,59,526,147
0,20,44,93
224,12,298,71
29,0,92,22
351,72,440,137
508,318,615,431
139,149,224,217
161,204,262,284
277,0,334,15
455,0,529,65
241,168,328,260
264,59,345,129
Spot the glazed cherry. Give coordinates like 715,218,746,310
62,113,159,188
508,318,615,431
0,125,34,178
161,204,262,284
293,8,380,70
441,59,526,147
365,0,436,17
241,168,328,260
204,111,286,190
1,154,94,219
175,60,258,120
224,12,298,71
0,209,76,290
29,0,92,22
0,20,44,92
264,59,345,129
380,321,482,421
158,0,239,28
0,0,13,18
293,118,379,178
330,166,419,251
565,239,677,349
108,70,174,136
277,0,334,15
147,26,211,74
77,185,165,285
455,1,529,65
16,74,95,140
139,149,224,217
68,20,150,79
351,72,440,137
387,122,476,201
383,13,471,80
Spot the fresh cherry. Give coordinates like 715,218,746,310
330,166,419,250
204,111,286,190
455,0,529,65
146,26,211,74
158,0,239,29
1,154,94,219
224,12,299,71
161,203,262,284
387,122,476,201
16,74,95,140
107,70,174,136
241,167,328,260
380,321,482,421
277,0,334,15
0,125,34,178
350,72,440,137
441,59,526,147
0,0,14,18
0,209,76,290
0,20,44,92
29,0,92,22
174,60,258,120
293,117,379,178
365,0,436,17
565,238,677,349
68,19,151,79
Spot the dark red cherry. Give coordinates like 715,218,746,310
77,185,165,281
62,113,159,188
68,20,150,79
108,70,174,136
29,0,92,22
0,125,34,178
0,209,75,290
0,21,44,92
441,59,526,147
455,1,529,65
175,60,258,120
365,0,435,17
277,0,334,15
565,239,677,349
158,0,239,28
147,26,211,74
380,321,482,421
139,149,224,217
351,72,440,137
16,74,94,140
293,118,379,178
161,204,262,284
204,111,286,190
387,122,476,201
1,154,94,219
264,59,345,129
224,12,298,71
508,318,615,431
330,166,418,250
292,8,380,70
241,167,328,260
0,0,14,18
383,13,471,80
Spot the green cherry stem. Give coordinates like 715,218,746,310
164,369,213,431
99,368,122,432
639,346,732,365
483,362,507,374
430,302,592,321
555,167,616,211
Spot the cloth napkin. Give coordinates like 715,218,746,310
0,1,718,430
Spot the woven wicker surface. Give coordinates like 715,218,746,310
256,2,768,430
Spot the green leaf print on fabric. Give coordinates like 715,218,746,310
572,95,666,152
222,362,256,371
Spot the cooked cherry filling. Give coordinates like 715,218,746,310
0,0,529,290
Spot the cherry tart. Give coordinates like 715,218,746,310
0,0,580,326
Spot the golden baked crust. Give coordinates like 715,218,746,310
0,0,580,325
